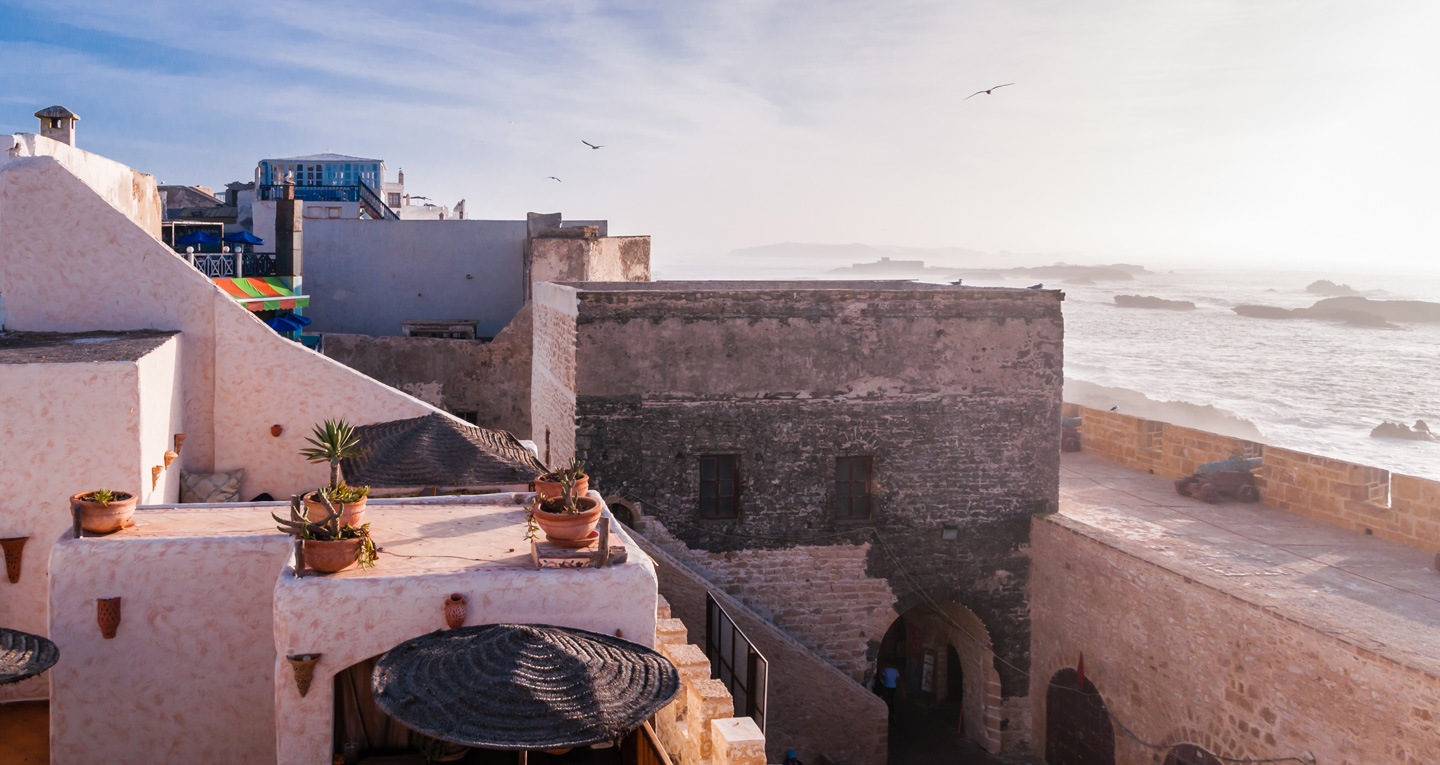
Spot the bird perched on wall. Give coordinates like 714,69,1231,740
546,176,562,182
966,83,1014,99
1110,406,1118,411
581,140,604,150
1028,283,1043,290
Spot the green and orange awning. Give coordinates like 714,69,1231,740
213,277,310,312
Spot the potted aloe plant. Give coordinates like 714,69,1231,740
526,464,601,546
533,457,589,501
273,494,377,574
299,419,370,527
69,489,138,534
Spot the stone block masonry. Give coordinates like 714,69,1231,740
532,281,1065,755
1031,516,1440,765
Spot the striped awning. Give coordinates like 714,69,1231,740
213,277,310,312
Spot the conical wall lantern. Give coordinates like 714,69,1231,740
1,537,26,584
97,597,121,639
287,653,321,697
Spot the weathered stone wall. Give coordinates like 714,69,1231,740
1064,403,1440,551
634,525,889,765
530,233,651,284
566,284,1064,702
322,304,533,436
531,282,580,465
1031,516,1440,765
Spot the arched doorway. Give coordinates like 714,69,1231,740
1045,668,1115,765
1164,744,1223,765
943,644,964,728
875,601,1003,762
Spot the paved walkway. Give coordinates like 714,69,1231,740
1058,452,1440,677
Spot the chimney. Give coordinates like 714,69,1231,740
275,181,303,276
34,105,79,147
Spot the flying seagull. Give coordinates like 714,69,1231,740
581,140,604,150
546,176,562,183
965,83,1014,100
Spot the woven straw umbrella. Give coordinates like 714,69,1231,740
0,627,59,686
372,623,680,760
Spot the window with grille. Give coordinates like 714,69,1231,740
835,456,873,519
699,456,740,519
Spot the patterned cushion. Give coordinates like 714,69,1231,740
179,469,245,503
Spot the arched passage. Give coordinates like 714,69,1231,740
874,600,1004,760
1164,744,1223,765
1045,668,1115,765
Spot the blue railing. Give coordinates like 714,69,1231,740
257,184,360,202
358,180,399,220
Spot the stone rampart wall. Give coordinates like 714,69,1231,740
1031,516,1440,765
1064,403,1440,552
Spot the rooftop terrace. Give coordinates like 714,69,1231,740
1055,452,1440,678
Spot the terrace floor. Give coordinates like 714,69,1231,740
1055,452,1440,677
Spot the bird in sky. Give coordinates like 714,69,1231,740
546,176,562,182
965,83,1014,99
581,140,604,150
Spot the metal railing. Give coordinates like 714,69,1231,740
192,253,235,278
704,592,768,732
243,252,277,277
256,184,360,202
357,180,399,220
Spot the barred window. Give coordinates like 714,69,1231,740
835,456,873,519
699,455,740,519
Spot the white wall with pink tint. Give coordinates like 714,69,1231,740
3,132,161,238
47,509,292,764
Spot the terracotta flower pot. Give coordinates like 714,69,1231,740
97,597,122,639
533,473,589,502
444,593,467,629
1,537,26,584
302,538,362,574
304,493,367,528
533,496,603,543
71,492,138,534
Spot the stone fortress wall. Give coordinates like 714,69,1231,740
1064,403,1440,551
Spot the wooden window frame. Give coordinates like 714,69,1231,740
835,455,873,520
699,454,741,520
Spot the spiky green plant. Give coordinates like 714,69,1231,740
272,493,378,567
299,419,365,491
80,489,130,506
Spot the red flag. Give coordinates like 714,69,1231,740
1076,652,1085,690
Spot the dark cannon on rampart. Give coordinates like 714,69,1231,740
1175,456,1262,503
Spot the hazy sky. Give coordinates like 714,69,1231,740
2,1,1437,270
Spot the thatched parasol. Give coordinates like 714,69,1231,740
342,413,547,488
372,623,680,751
0,628,59,686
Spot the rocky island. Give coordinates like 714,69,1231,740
1114,295,1196,310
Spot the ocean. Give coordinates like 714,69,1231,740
660,257,1440,481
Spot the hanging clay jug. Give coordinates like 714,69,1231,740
1,537,27,584
97,597,122,639
444,593,468,629
287,654,321,697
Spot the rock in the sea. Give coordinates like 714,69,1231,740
1370,421,1437,441
1310,297,1440,323
1114,295,1196,310
1234,304,1297,319
1233,302,1396,327
1306,279,1360,296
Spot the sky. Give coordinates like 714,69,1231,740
2,0,1438,272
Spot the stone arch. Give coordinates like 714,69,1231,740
1164,744,1224,765
874,598,1004,753
606,496,640,528
1045,668,1115,765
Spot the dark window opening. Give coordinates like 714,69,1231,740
835,456,873,519
449,410,478,425
699,455,740,519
